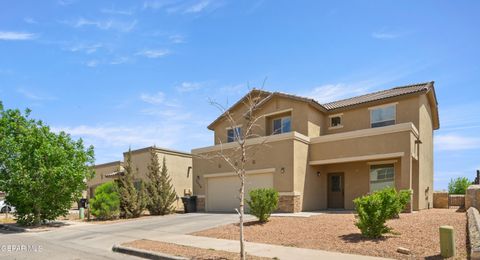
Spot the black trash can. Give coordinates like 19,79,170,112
181,196,197,213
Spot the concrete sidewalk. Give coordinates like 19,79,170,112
151,233,391,260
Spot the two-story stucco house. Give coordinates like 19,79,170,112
192,82,439,213
88,146,193,210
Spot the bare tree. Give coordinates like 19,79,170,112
206,85,269,260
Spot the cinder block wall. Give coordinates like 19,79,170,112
433,192,449,208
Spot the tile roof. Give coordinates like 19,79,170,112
323,82,434,110
208,81,437,129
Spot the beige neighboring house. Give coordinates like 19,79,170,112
88,146,193,210
192,82,439,213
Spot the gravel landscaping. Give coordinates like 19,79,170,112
193,209,467,259
122,239,272,260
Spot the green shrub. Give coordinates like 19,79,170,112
247,188,279,223
90,182,120,220
448,177,471,194
353,188,411,238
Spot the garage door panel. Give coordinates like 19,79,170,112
206,173,273,212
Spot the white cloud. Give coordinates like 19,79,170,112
142,0,174,10
184,0,210,13
0,31,36,40
58,0,75,6
17,88,56,101
136,49,170,58
100,8,134,16
176,82,202,92
24,17,38,24
169,34,185,44
143,0,221,14
371,31,401,40
140,92,165,104
67,43,103,54
307,83,371,103
69,17,137,32
52,124,182,150
109,56,129,65
86,60,99,67
435,134,480,151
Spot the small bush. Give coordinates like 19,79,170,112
90,182,120,220
247,188,279,223
448,177,471,194
353,188,411,238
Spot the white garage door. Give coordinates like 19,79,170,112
206,173,274,212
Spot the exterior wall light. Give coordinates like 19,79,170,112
317,171,321,177
280,167,285,174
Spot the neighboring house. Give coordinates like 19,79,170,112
88,146,193,210
192,82,439,213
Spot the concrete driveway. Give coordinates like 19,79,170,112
0,213,247,260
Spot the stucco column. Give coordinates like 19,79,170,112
400,154,413,212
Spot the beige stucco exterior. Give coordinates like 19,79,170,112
88,147,193,210
193,85,439,213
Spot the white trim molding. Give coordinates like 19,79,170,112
195,195,206,198
310,122,419,144
367,160,398,165
367,102,398,110
262,108,293,118
192,131,310,154
225,124,243,130
203,168,276,178
328,113,344,117
309,152,405,166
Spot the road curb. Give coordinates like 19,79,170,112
112,245,188,260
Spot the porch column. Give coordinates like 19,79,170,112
400,154,413,212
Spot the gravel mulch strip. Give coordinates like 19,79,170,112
193,209,467,259
122,239,272,260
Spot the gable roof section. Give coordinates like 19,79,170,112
208,81,439,130
323,82,434,110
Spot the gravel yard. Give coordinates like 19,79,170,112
193,209,467,259
122,239,272,260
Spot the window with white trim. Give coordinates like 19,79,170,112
369,164,395,192
272,116,291,135
330,116,342,128
227,127,241,143
370,105,396,128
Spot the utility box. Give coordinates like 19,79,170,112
439,225,455,258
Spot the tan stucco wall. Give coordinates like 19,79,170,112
325,96,421,135
197,91,437,212
212,96,325,144
417,94,434,209
89,148,192,210
310,131,415,161
88,161,123,192
193,139,296,196
126,149,193,199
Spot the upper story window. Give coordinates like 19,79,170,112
370,104,396,128
272,116,291,135
227,127,242,143
329,114,343,129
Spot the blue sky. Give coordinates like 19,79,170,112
1,1,479,190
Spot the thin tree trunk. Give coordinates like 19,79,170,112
240,171,245,260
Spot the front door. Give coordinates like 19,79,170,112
327,172,344,209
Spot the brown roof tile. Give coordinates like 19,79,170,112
323,82,434,110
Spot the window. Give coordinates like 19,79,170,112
370,105,396,128
370,164,395,192
330,116,342,127
272,116,291,135
227,127,241,143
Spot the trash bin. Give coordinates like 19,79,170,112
78,198,88,209
181,196,197,213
